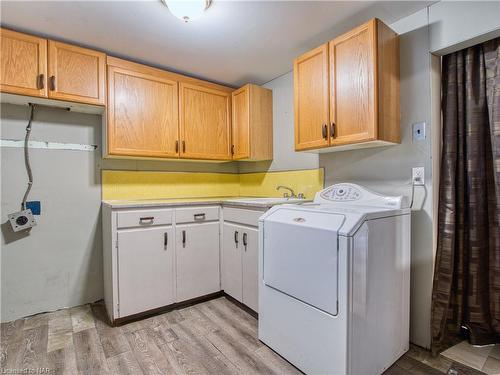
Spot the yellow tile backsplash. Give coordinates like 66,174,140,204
102,171,239,200
102,168,324,201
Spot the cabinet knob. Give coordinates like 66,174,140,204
330,122,335,138
322,124,327,139
175,140,179,153
182,141,186,153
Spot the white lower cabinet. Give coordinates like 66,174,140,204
242,227,259,311
222,223,243,301
117,226,174,317
176,221,220,302
103,203,262,322
222,207,262,312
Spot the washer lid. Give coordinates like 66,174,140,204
263,209,344,316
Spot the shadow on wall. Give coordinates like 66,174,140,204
1,221,31,244
74,211,103,304
238,161,273,173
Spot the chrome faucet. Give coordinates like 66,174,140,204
276,185,296,198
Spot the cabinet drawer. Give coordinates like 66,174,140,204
223,207,263,227
175,206,219,224
117,209,173,229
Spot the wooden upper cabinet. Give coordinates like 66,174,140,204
232,84,273,161
48,41,106,105
294,19,399,152
294,44,330,151
0,28,47,97
329,21,376,145
179,83,231,160
107,60,179,158
232,86,250,159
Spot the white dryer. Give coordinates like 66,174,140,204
258,183,411,375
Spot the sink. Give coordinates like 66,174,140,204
225,197,310,205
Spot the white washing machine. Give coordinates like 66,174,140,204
258,183,411,375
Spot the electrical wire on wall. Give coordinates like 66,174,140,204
7,103,39,232
21,103,36,210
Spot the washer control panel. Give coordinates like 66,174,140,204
320,184,361,201
314,183,408,208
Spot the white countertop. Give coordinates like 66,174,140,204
102,196,311,209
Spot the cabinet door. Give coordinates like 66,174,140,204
222,223,243,301
294,43,330,151
0,28,47,97
179,83,231,160
231,85,250,159
48,41,106,105
329,20,376,145
231,86,250,160
107,65,179,158
242,228,259,312
176,222,220,301
117,226,174,317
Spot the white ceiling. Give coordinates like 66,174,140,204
0,1,434,87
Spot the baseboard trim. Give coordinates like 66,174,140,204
222,292,258,319
111,291,224,326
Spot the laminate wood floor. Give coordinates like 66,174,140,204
0,297,484,375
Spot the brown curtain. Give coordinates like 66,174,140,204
431,37,500,354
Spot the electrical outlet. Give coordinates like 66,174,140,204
412,167,425,186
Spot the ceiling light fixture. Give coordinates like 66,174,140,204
161,0,212,23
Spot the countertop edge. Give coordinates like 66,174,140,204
102,200,273,210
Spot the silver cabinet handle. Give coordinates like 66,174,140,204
139,216,154,224
194,213,206,221
164,232,168,250
182,230,186,248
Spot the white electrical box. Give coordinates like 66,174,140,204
8,209,37,232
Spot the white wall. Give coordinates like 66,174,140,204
429,1,500,55
238,72,319,174
1,104,103,321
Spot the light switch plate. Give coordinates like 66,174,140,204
412,122,426,142
412,167,425,186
